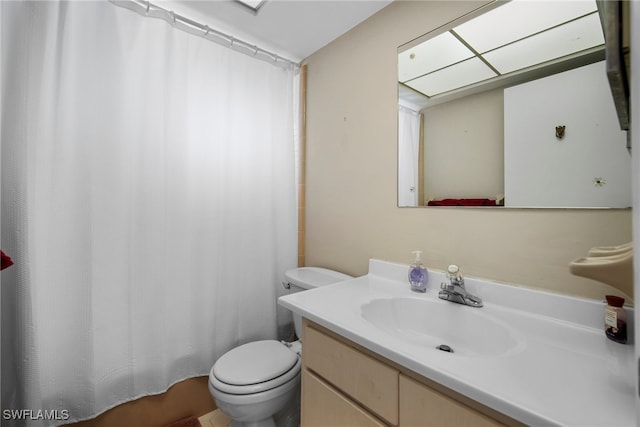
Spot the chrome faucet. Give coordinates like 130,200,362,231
438,265,483,308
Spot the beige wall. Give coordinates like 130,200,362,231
424,88,504,201
303,0,632,301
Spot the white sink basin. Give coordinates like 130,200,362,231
360,297,524,357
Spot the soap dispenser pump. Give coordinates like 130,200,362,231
408,250,428,293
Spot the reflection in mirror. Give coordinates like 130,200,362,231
397,0,631,208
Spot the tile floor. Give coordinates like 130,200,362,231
198,409,231,427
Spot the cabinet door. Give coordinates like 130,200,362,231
399,375,503,427
302,370,387,427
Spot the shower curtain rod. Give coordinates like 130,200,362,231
109,0,300,69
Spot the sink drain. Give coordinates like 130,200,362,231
436,344,454,353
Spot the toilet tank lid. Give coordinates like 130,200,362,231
284,267,353,290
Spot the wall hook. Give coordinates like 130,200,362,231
555,125,566,139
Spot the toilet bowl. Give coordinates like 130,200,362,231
208,267,352,427
208,340,301,427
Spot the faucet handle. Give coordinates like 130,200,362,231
447,264,464,286
447,264,460,277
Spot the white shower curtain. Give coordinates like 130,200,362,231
0,1,297,425
398,105,421,207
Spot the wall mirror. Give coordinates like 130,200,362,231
397,0,631,208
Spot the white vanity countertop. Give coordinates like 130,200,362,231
278,259,635,427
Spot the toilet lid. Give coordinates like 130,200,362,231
213,340,298,386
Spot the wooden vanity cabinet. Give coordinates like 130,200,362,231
301,319,520,427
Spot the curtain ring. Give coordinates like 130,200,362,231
145,0,150,14
203,25,210,37
169,11,176,24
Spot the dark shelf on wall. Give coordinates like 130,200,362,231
597,0,631,154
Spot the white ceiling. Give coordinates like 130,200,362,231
399,0,603,101
160,0,393,63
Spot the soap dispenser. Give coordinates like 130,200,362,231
408,250,428,293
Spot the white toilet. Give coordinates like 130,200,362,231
208,267,352,427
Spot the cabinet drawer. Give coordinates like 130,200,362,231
399,374,503,427
303,324,399,425
302,370,387,427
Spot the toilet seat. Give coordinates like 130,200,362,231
210,340,301,395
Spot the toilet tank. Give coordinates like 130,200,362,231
284,267,353,339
